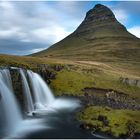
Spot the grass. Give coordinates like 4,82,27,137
78,106,140,137
33,28,140,64
0,54,71,70
50,66,140,100
0,54,140,99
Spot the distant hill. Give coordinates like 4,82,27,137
33,4,140,62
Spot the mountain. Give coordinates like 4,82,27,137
33,4,140,62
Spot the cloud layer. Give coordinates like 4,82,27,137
0,1,140,55
128,26,140,38
0,1,85,55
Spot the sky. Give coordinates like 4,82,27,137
0,1,140,55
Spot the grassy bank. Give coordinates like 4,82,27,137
78,106,140,138
50,66,140,100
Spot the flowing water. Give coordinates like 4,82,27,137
0,68,100,139
0,69,22,137
27,70,55,110
20,69,34,113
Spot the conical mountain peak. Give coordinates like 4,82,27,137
74,4,127,37
33,4,140,62
85,4,116,23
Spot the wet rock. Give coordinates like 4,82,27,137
36,64,65,84
79,123,86,129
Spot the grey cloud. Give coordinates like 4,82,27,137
0,39,48,55
0,1,89,55
117,1,140,16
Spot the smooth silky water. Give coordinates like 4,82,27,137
0,68,99,139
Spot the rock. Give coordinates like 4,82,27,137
120,77,140,88
38,69,56,84
84,4,115,23
32,112,36,116
127,120,137,138
53,65,63,71
79,123,85,129
82,87,140,110
98,115,109,126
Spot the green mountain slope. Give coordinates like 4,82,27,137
33,4,140,62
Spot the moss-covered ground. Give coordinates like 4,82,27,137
78,106,140,137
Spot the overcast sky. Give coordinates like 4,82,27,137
0,1,140,55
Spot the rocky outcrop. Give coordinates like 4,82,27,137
36,64,64,84
84,4,116,23
120,77,140,88
81,87,140,110
10,68,24,107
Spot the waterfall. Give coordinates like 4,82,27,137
19,69,34,113
27,70,55,110
0,68,49,138
0,67,80,138
0,69,14,91
0,69,22,135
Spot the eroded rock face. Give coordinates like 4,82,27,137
10,68,24,108
36,64,64,84
82,87,140,110
84,4,116,24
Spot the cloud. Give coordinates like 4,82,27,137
117,1,140,18
0,1,140,55
112,9,128,24
128,26,140,38
0,1,86,42
0,1,86,55
31,26,71,44
0,27,20,38
0,39,48,55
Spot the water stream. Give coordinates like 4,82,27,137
20,69,34,113
0,68,97,139
0,69,22,137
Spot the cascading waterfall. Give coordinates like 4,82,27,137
27,70,55,110
0,68,51,138
0,69,22,136
0,67,80,138
0,69,14,91
19,69,34,113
